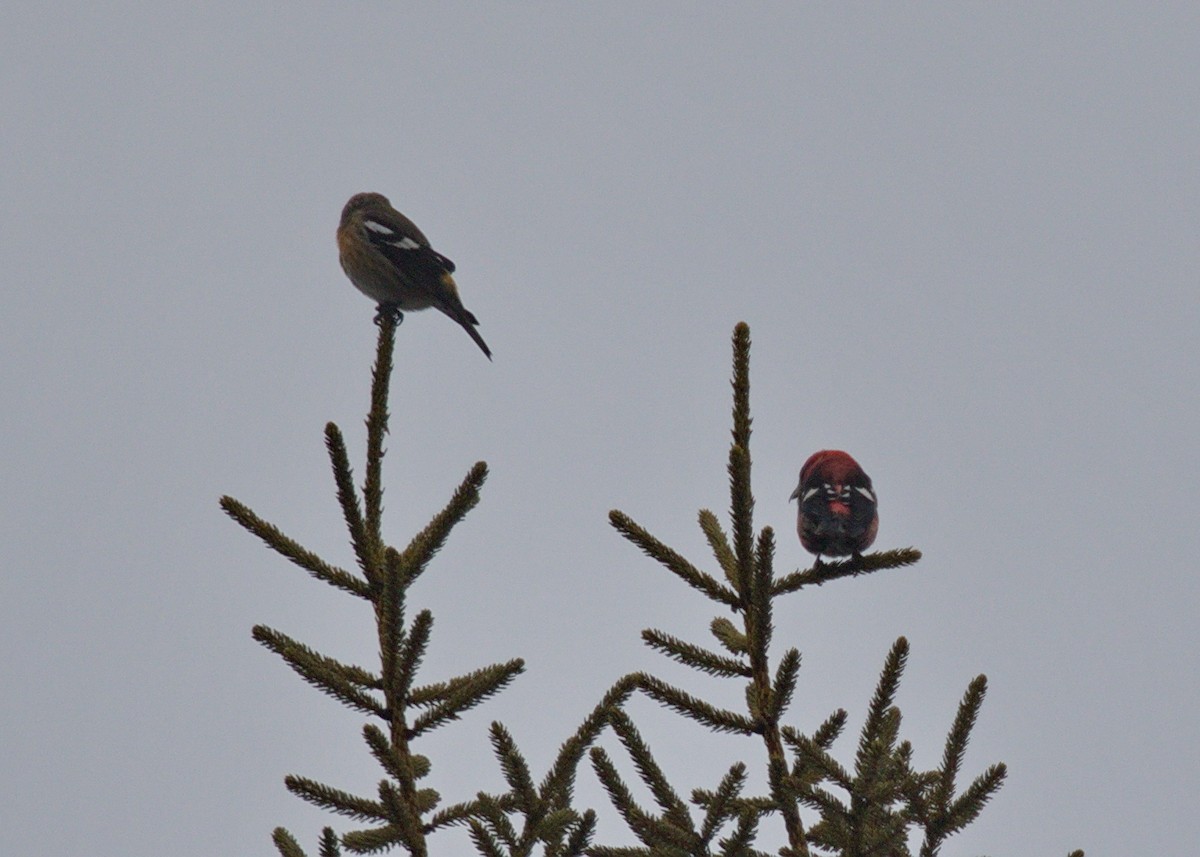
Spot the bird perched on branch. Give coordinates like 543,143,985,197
337,192,492,359
790,450,878,559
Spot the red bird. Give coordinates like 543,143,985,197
789,450,879,559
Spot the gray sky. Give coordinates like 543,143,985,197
2,3,1197,855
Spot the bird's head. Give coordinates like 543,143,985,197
341,192,391,226
790,449,873,512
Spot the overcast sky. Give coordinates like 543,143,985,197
2,4,1197,855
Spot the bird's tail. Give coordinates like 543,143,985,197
436,273,492,360
461,319,492,360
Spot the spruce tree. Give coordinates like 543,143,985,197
222,317,1082,857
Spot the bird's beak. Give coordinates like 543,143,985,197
789,485,800,502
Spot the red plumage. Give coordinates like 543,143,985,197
790,450,879,558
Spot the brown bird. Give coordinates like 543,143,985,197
337,192,491,359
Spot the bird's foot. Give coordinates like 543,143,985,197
374,304,404,326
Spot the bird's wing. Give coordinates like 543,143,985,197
846,485,878,532
358,210,488,357
361,214,457,274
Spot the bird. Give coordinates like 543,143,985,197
337,192,492,359
789,450,878,560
